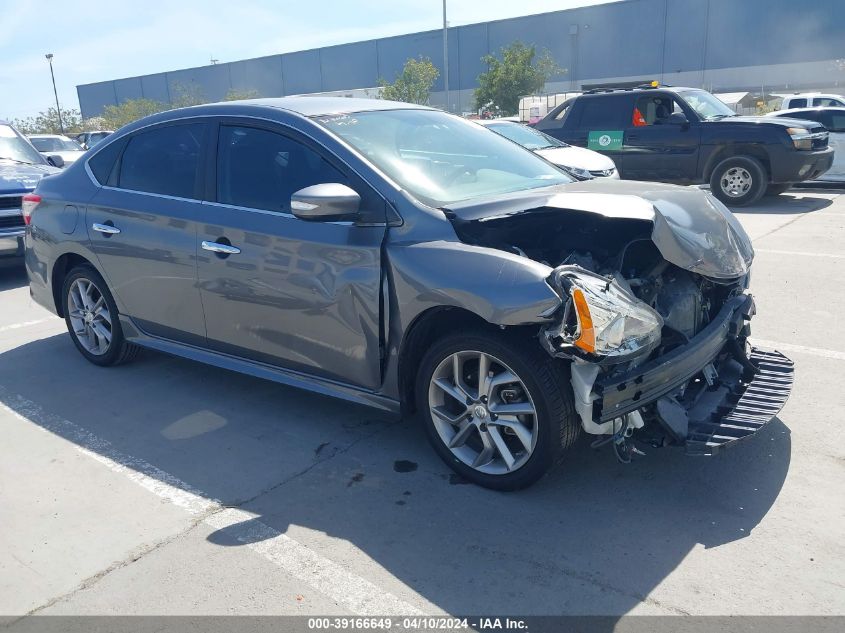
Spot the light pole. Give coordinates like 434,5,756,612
442,0,449,112
45,53,64,135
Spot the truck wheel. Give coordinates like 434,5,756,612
709,156,767,206
765,183,792,196
416,330,579,490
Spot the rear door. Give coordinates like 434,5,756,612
86,121,208,344
197,120,386,390
570,94,631,172
623,93,701,181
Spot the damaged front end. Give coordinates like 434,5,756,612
445,180,794,459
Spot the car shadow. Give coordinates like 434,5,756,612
0,335,792,616
0,262,28,291
730,193,834,215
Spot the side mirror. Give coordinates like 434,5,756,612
47,154,65,168
291,183,360,221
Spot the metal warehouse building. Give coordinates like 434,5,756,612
77,0,845,118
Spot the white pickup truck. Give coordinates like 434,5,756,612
779,93,845,109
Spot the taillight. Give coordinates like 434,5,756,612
21,193,42,225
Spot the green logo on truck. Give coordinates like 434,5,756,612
588,130,623,151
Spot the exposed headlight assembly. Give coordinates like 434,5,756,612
545,266,663,363
786,126,826,150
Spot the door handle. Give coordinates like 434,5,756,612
201,240,241,255
92,223,121,235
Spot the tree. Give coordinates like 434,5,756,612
224,88,261,101
14,107,83,135
474,42,564,116
379,57,439,105
98,98,169,130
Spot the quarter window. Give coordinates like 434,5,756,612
217,125,347,213
118,124,206,198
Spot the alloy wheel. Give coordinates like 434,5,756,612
67,278,113,356
428,350,538,475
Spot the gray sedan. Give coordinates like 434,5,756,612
25,98,792,489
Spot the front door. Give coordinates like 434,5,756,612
86,121,208,344
197,122,386,390
623,94,700,181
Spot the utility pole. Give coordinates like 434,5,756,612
45,53,64,135
442,0,449,112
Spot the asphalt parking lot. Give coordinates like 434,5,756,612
1,189,844,618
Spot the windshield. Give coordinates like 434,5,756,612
676,89,736,120
0,124,46,165
30,137,83,152
484,121,567,150
316,109,571,207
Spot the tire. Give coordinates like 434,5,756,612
416,330,579,490
765,183,792,196
709,156,767,206
61,265,139,367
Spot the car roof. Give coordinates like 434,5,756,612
212,96,432,117
773,106,845,115
29,134,66,139
475,119,519,126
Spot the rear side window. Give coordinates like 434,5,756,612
576,96,628,129
788,98,807,108
118,124,206,198
217,125,347,213
88,137,126,185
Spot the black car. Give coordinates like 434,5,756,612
534,85,834,205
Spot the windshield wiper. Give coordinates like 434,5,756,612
0,156,34,165
707,114,735,121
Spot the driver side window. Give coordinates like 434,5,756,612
217,125,348,213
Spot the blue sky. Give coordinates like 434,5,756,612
0,0,610,121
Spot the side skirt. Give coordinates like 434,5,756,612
120,316,401,415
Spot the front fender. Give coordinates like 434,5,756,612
388,240,561,327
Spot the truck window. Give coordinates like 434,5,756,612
814,97,844,107
632,95,683,126
576,96,628,129
788,98,807,108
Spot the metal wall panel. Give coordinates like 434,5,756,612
228,56,283,97
113,77,144,103
166,64,232,102
76,0,845,119
281,49,322,95
320,41,379,91
139,73,171,103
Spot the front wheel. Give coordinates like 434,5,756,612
61,265,139,366
709,156,767,206
416,330,579,490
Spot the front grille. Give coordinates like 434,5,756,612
808,126,829,149
0,214,24,230
0,195,22,211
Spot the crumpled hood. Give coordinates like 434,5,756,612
0,161,59,193
443,179,754,280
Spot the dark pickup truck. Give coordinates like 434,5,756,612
534,85,834,206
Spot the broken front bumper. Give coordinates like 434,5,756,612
592,294,794,455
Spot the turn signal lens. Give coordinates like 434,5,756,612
21,193,42,225
572,288,596,353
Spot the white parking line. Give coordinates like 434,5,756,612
755,248,844,259
0,387,423,616
753,339,845,362
0,318,57,333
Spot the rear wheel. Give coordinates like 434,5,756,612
709,156,767,206
61,265,139,366
416,330,579,490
